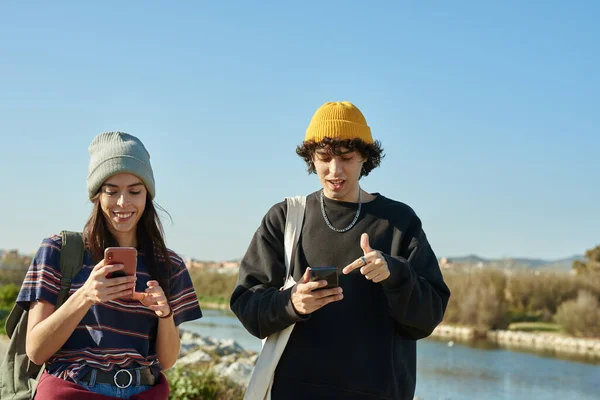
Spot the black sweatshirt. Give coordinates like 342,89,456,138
231,191,451,400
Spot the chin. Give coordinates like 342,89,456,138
111,223,137,234
324,190,347,201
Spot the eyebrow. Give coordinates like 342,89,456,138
102,182,144,189
315,150,353,155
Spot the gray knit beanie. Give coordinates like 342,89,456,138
87,131,156,199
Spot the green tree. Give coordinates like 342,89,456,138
573,245,600,275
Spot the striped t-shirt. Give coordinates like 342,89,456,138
16,234,203,381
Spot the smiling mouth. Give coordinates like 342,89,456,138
112,211,134,220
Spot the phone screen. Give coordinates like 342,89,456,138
309,266,338,290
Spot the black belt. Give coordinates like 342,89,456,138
80,367,156,388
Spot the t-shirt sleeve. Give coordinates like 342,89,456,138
168,257,202,326
16,235,63,310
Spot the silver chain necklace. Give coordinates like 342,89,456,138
320,189,362,233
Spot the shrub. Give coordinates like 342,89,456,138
443,269,508,330
505,272,580,319
0,306,11,335
0,267,27,286
0,283,20,307
555,290,600,337
0,283,21,335
166,365,244,400
189,270,238,304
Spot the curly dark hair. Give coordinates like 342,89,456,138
296,137,385,177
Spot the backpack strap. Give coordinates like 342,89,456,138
55,231,84,309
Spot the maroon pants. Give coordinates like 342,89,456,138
34,371,170,400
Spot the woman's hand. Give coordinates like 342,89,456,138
133,280,171,318
81,260,137,305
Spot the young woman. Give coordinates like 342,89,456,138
16,131,202,399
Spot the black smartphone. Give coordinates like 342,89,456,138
309,266,339,290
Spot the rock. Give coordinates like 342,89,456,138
215,360,255,386
180,331,199,342
216,338,245,356
179,332,221,356
219,353,239,365
179,341,201,357
177,349,213,366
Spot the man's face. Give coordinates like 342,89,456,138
313,147,364,202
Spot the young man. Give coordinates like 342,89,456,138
231,101,451,400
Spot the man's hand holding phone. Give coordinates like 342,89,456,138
290,267,343,315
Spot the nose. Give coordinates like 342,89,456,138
116,193,127,207
329,157,342,174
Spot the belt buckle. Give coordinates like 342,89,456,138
114,369,133,389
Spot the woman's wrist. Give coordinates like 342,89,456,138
158,307,173,319
73,287,94,309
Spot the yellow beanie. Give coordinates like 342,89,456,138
304,101,373,144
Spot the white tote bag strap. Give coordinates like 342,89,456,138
282,195,307,288
243,195,306,400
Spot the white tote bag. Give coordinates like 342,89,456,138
243,195,306,400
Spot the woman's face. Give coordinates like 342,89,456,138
99,173,147,240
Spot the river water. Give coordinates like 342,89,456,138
181,309,599,400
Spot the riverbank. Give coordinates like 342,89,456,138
431,324,600,359
175,330,256,389
199,300,230,310
179,315,600,400
198,300,600,360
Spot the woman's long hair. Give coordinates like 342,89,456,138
83,194,172,300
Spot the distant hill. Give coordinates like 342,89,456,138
442,254,584,272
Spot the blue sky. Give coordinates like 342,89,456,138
1,1,598,261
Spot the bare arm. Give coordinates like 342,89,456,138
155,315,180,370
135,280,179,370
26,290,91,365
26,261,137,365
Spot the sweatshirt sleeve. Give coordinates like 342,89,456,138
230,202,307,339
380,215,451,340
